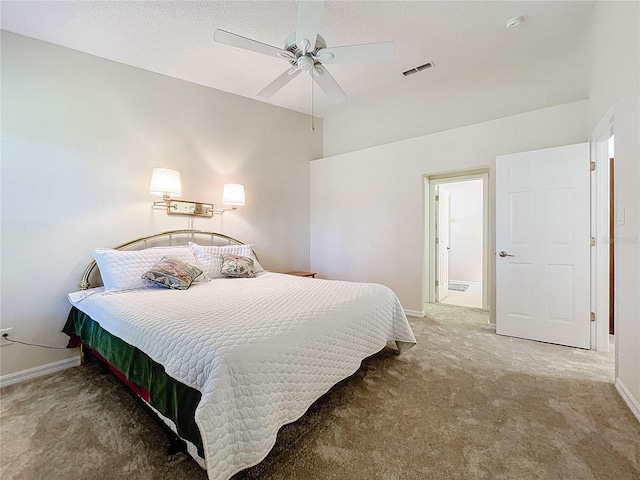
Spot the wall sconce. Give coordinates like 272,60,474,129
213,183,246,214
150,168,182,203
150,168,245,217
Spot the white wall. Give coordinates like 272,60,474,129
323,47,587,157
311,100,588,313
0,32,322,376
445,180,483,283
583,2,640,417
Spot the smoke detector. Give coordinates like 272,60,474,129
506,17,523,29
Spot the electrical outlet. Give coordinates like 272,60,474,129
0,328,14,346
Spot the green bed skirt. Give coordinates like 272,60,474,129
63,307,204,457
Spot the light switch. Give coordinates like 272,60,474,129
617,208,625,226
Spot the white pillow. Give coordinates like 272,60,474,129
93,246,200,292
188,243,224,280
189,242,265,280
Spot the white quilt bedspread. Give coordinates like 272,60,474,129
69,272,416,480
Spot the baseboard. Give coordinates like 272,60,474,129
615,377,640,423
0,356,81,388
404,309,425,318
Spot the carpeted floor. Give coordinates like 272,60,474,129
1,304,639,480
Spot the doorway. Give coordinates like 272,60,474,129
426,172,489,310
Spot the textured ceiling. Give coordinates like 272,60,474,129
1,1,595,118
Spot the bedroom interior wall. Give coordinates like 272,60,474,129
322,46,587,158
310,100,588,315
583,1,640,417
0,31,322,377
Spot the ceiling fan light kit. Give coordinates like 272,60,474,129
213,0,395,104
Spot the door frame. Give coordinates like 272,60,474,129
435,185,451,302
590,105,615,353
424,170,490,310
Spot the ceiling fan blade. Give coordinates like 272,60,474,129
312,65,347,104
315,41,395,64
296,0,324,53
214,29,294,60
257,68,302,98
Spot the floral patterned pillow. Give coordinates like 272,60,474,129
220,254,255,278
141,256,203,290
188,242,265,280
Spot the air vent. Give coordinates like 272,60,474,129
402,62,434,76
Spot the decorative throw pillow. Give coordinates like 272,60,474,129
189,242,264,280
141,255,203,290
220,254,255,278
93,246,199,292
188,243,225,280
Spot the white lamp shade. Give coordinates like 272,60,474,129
222,184,245,206
150,168,181,197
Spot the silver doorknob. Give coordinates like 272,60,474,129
498,251,514,257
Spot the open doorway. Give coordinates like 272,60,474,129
426,172,489,310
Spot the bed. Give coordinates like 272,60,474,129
63,230,416,480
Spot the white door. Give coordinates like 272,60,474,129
436,186,450,301
496,143,591,348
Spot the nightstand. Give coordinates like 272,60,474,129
286,271,317,278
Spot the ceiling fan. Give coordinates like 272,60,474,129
213,0,394,104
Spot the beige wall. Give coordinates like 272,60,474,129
0,32,322,376
323,46,587,157
584,1,640,416
311,101,588,313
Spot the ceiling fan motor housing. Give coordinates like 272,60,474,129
297,56,314,71
284,32,327,65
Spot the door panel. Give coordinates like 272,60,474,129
496,143,590,348
509,191,532,245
